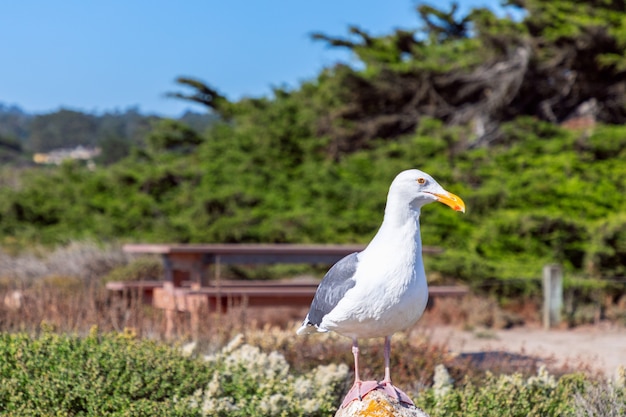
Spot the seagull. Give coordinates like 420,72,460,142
296,169,465,408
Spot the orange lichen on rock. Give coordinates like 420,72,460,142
335,390,429,417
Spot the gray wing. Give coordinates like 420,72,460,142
305,252,359,326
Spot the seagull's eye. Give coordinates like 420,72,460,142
416,178,426,185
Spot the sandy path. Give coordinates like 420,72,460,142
421,324,626,379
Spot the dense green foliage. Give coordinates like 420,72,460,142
2,118,626,291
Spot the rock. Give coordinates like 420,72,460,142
3,290,24,310
335,390,429,417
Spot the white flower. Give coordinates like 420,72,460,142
529,364,556,387
187,341,347,416
180,341,197,357
300,398,321,414
223,333,245,354
293,376,314,397
433,364,454,398
614,365,626,388
312,363,349,388
205,373,222,396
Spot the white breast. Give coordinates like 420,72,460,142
319,229,429,339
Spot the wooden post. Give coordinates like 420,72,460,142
161,256,175,339
543,264,563,329
189,258,204,340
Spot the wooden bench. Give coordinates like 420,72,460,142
109,244,466,338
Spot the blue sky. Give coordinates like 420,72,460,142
1,1,508,117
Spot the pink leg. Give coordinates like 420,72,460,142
341,339,379,408
379,336,414,405
353,339,362,383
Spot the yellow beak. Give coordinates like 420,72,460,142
432,190,465,213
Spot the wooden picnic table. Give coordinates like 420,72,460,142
112,243,463,338
122,243,444,287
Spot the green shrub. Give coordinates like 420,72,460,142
185,334,348,416
1,326,625,416
573,376,626,417
0,329,349,417
102,256,163,283
0,328,212,416
585,213,626,278
416,366,610,417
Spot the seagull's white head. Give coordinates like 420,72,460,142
388,169,465,213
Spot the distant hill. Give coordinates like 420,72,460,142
0,104,218,164
0,104,32,142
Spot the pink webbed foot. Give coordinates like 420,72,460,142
378,381,414,406
340,380,380,408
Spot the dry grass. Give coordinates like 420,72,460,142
0,279,561,392
420,293,534,330
0,280,163,337
574,380,626,417
0,240,609,392
0,241,129,288
0,241,148,335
